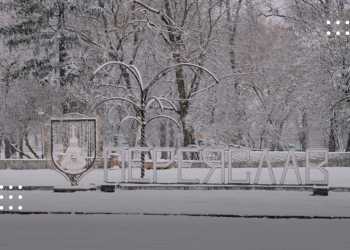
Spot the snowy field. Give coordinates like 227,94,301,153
0,167,348,186
2,168,350,217
1,169,350,250
1,167,349,216
1,167,350,250
1,189,350,217
1,215,350,250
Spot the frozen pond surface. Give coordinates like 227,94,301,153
1,215,350,250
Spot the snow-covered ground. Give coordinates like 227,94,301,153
1,168,350,250
0,167,348,218
0,167,348,186
1,215,350,250
0,167,349,216
0,189,349,216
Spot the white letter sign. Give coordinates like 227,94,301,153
177,148,200,183
254,150,276,184
228,149,250,184
305,149,329,185
280,150,302,185
202,148,225,184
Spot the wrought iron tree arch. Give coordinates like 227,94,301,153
91,61,219,178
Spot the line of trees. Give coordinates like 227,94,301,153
0,0,350,158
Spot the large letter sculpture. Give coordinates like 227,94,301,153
177,148,201,183
228,149,251,184
127,147,152,183
201,148,225,184
253,150,277,184
280,150,302,185
305,149,329,185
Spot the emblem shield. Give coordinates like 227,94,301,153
50,115,97,186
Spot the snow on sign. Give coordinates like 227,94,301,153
108,148,329,185
50,114,97,186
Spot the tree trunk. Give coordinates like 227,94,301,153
18,134,24,159
24,133,40,159
4,138,15,159
345,131,350,152
329,113,337,152
271,121,284,151
298,111,308,151
176,64,195,146
169,122,175,147
139,108,146,178
159,122,167,158
57,1,70,114
182,119,195,146
58,0,66,87
161,0,195,146
225,0,243,88
225,0,244,144
259,129,266,150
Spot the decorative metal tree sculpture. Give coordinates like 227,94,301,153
91,61,219,178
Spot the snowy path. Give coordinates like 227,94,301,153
1,215,350,250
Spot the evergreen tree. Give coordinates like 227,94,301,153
0,0,81,113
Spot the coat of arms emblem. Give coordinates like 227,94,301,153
50,114,97,186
